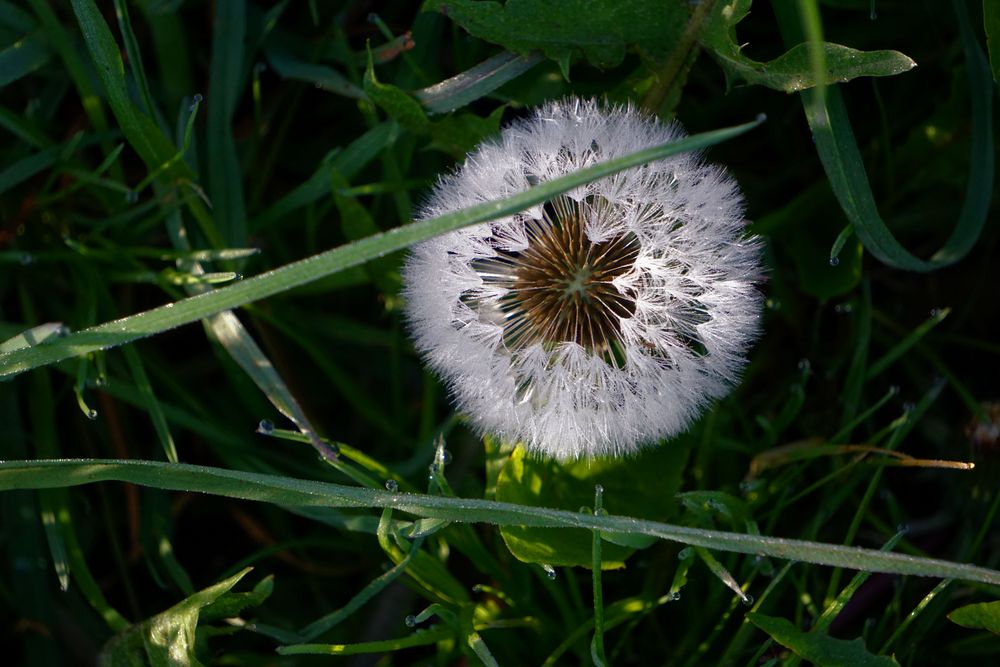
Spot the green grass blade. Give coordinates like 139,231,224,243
2,458,999,585
0,116,763,380
0,31,52,86
206,0,247,245
414,50,544,114
776,1,994,272
68,0,192,179
866,307,950,380
121,345,178,463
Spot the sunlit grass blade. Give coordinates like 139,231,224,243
415,50,544,113
0,116,764,380
2,458,999,586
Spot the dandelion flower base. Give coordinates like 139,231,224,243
404,98,763,460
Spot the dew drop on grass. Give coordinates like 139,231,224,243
829,255,840,267
404,615,417,628
125,190,138,204
670,591,681,601
385,479,398,492
579,506,592,514
542,564,557,580
439,449,452,465
677,547,693,560
86,409,98,420
257,419,274,435
896,523,910,534
595,508,608,517
741,593,755,606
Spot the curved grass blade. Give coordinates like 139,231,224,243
776,1,993,272
1,458,999,586
0,116,764,380
415,50,544,114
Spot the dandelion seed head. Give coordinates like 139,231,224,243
403,98,763,460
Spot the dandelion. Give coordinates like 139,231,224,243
403,98,763,460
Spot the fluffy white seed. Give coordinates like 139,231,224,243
403,98,763,460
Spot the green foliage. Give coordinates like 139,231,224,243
1,0,998,665
748,612,900,666
948,599,1000,634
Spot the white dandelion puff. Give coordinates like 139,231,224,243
403,98,763,460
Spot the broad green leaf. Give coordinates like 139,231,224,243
747,612,900,667
701,0,915,92
948,600,1000,634
495,442,687,568
427,106,505,159
97,568,262,666
363,47,431,134
0,117,763,380
2,459,1000,585
423,0,686,76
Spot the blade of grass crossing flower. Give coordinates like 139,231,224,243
2,458,1000,586
207,0,248,245
0,116,764,380
775,1,994,271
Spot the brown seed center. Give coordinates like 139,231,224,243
473,196,640,362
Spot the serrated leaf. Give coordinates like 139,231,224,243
948,599,1000,634
427,106,505,159
495,442,689,569
363,47,430,134
423,0,686,71
700,0,915,92
97,568,262,667
747,612,900,667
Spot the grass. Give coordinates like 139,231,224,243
1,1,999,665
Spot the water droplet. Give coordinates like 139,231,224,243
125,190,138,204
428,462,439,474
367,12,378,23
755,112,767,123
579,506,592,514
670,591,681,601
797,359,811,373
472,584,483,593
594,507,608,517
741,593,755,606
233,273,243,280
93,376,107,387
404,615,416,627
440,449,452,465
889,385,900,395
385,479,398,492
193,93,203,103
542,564,557,580
86,409,98,420
594,484,604,494
677,547,693,560
896,523,909,534
902,402,915,414
257,419,274,435
829,255,840,267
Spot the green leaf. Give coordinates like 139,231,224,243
774,1,994,272
97,568,261,667
423,0,686,73
700,0,915,92
2,458,1000,585
986,0,1000,83
747,612,900,667
363,46,431,134
0,116,763,380
948,600,1000,634
427,106,505,159
495,442,687,568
